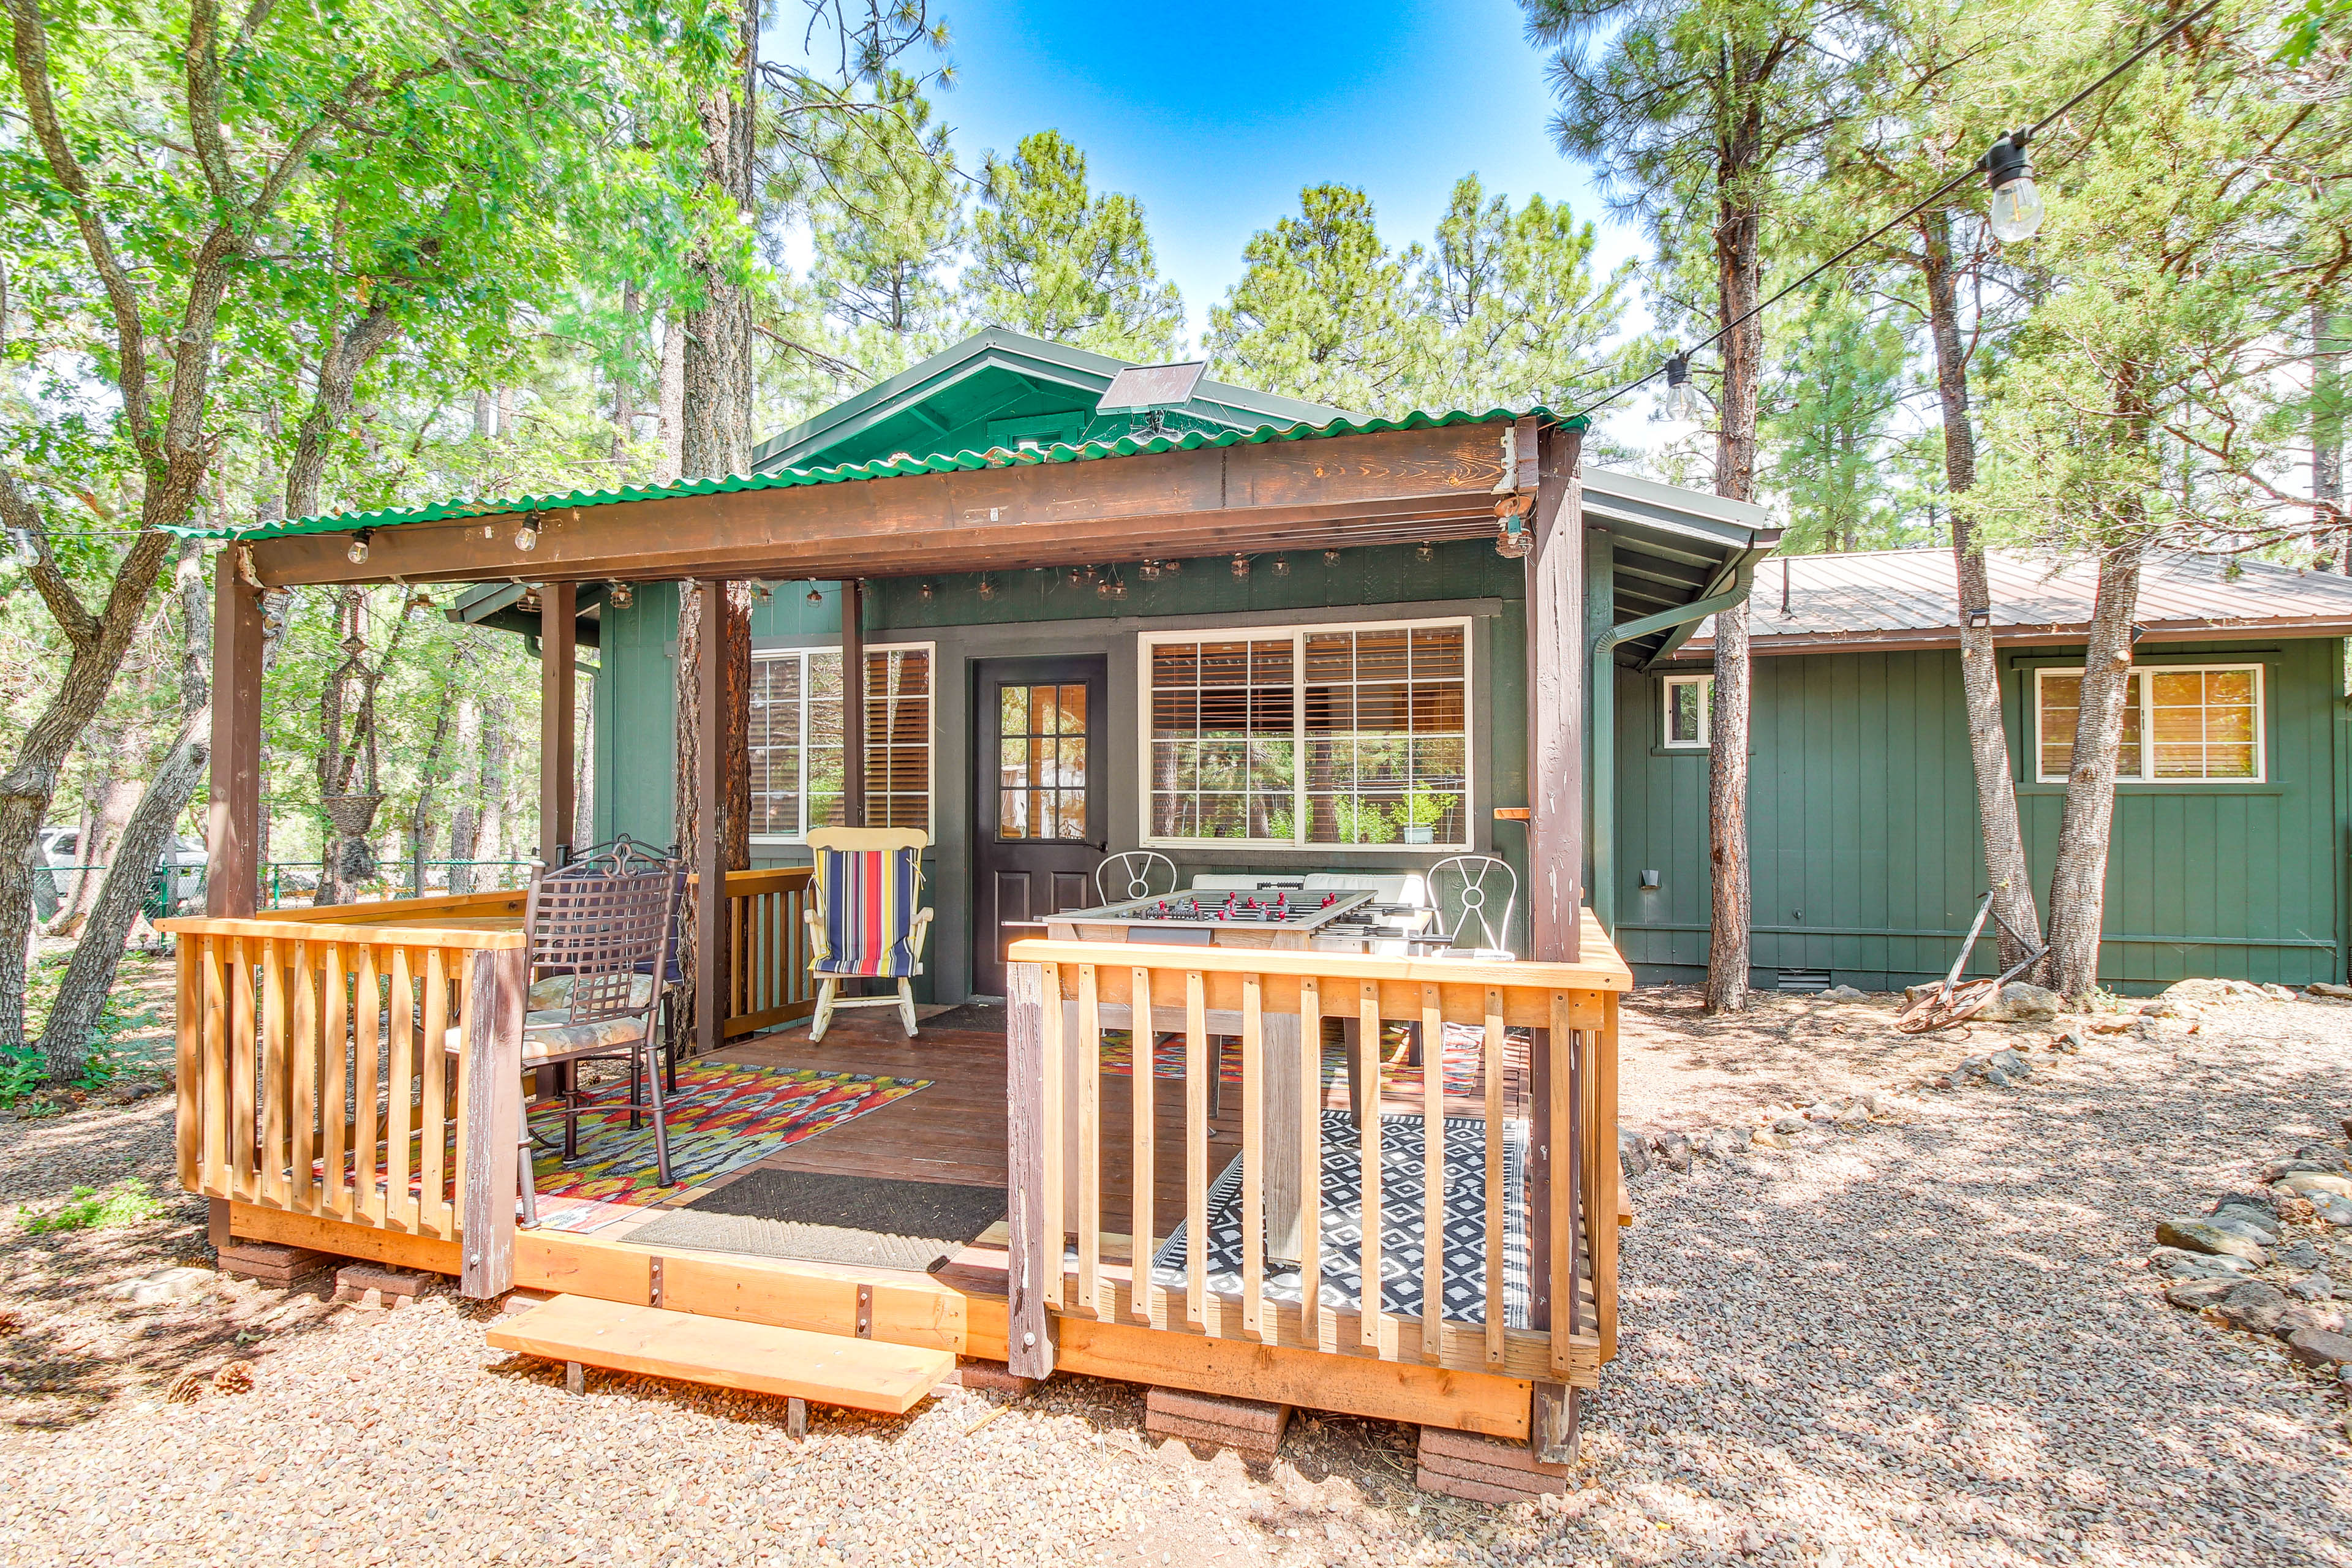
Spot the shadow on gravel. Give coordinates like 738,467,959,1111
1591,1022,2351,1567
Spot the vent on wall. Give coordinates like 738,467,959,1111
1775,970,1833,992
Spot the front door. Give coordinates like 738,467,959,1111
973,656,1109,997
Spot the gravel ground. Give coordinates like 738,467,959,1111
0,979,2344,1566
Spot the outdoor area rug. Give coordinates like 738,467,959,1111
1147,1110,1529,1328
521,1064,932,1234
1100,1022,1518,1097
626,1168,1006,1272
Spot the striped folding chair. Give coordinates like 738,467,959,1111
802,827,934,1044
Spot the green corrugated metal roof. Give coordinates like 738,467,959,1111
169,405,1580,540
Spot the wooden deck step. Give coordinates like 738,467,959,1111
487,1294,954,1414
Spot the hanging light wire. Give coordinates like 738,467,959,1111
1570,0,2225,424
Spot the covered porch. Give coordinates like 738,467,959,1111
166,408,1636,1452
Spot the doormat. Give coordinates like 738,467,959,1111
626,1167,1007,1272
918,1002,1006,1033
521,1065,932,1234
1148,1111,1528,1327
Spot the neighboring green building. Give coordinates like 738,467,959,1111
1618,548,2352,992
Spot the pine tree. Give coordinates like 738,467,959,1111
964,130,1183,359
1762,284,1913,552
1207,185,1428,413
1417,175,1637,411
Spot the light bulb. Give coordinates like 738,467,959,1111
345,532,371,565
1323,550,1340,565
1662,353,1704,421
1230,554,1250,578
1270,556,1289,577
514,523,538,551
978,575,997,601
1981,132,2045,243
918,581,934,602
805,584,823,605
1988,176,2045,243
608,582,633,609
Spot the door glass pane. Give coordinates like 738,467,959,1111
1001,683,1027,735
1058,684,1087,734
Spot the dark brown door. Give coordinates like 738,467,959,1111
973,656,1109,997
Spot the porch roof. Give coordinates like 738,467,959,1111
166,403,1567,544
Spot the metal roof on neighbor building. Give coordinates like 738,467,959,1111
1675,547,2352,656
166,405,1583,542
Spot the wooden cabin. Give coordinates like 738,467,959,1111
161,332,1775,1473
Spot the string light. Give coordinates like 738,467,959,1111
1662,355,1704,421
608,581,633,609
978,574,997,601
1270,556,1289,577
918,581,934,603
1137,560,1163,581
1981,132,2045,241
1323,550,1341,565
1590,0,2223,424
345,529,372,565
514,512,539,552
1230,554,1251,578
1414,542,1434,563
805,582,823,605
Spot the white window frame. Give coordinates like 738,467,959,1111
1135,616,1476,854
1661,673,1713,750
748,641,937,845
2032,662,2266,785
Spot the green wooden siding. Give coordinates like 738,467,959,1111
1613,638,2350,991
589,543,1533,1001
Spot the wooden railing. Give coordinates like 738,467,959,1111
1002,939,1623,1389
252,888,527,927
723,867,816,1038
160,914,526,1298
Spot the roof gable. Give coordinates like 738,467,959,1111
749,327,1356,473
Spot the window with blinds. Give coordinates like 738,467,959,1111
1143,620,1471,849
2034,664,2262,783
748,644,933,839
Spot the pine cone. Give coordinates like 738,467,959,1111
211,1360,254,1395
0,1311,21,1338
165,1366,208,1404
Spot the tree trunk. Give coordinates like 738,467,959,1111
2316,303,2344,569
2043,538,2145,1001
1703,124,1765,1015
39,540,213,1078
54,726,145,936
1921,210,2043,974
409,676,458,894
446,693,483,893
614,283,640,466
479,701,511,876
671,0,760,1047
657,320,686,484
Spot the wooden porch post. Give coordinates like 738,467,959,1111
538,582,578,864
1526,422,1586,964
1005,959,1058,1378
696,579,726,1058
840,579,865,828
459,944,527,1298
206,548,264,918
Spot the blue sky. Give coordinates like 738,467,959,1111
913,0,1648,349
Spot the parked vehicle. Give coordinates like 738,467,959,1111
34,827,206,921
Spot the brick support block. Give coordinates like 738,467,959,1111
1416,1427,1570,1502
1145,1387,1291,1461
216,1240,336,1289
952,1359,1039,1396
333,1264,439,1310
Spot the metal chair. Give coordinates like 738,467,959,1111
554,835,690,1090
804,827,934,1043
1094,849,1177,905
452,847,684,1226
1428,855,1519,959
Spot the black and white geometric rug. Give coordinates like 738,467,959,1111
1150,1111,1529,1328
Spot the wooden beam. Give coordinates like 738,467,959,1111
248,424,1516,587
459,945,526,1298
538,581,578,863
1525,424,1585,963
696,579,725,1059
1005,960,1058,1379
206,549,265,916
840,580,865,829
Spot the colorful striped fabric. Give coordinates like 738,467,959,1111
810,845,924,976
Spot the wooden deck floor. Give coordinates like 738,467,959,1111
637,1006,1533,1249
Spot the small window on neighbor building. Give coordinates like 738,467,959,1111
1662,674,1713,748
2034,665,2262,783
